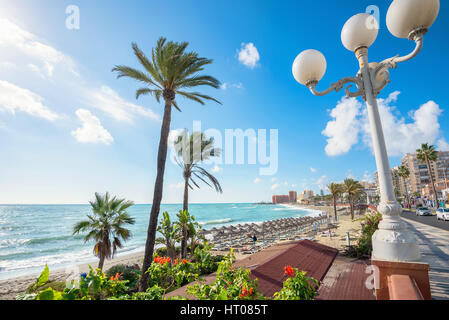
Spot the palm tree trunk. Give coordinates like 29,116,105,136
426,158,440,208
98,256,105,271
139,100,172,292
333,195,337,220
181,229,188,259
183,175,189,213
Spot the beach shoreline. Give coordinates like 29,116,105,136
0,204,362,300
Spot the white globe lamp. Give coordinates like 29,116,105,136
341,13,379,52
292,49,327,86
386,0,440,39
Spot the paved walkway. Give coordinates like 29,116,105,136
403,218,449,300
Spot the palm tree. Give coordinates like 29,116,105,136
73,192,135,271
328,183,344,220
176,210,196,259
155,212,180,261
113,38,221,291
397,165,410,207
416,143,439,208
343,178,364,220
173,130,223,213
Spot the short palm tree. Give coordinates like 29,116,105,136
113,37,221,291
73,192,135,270
173,130,223,213
343,178,364,220
328,183,344,220
176,210,196,259
397,165,410,206
188,221,204,258
155,211,180,262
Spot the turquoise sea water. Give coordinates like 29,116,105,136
0,203,320,280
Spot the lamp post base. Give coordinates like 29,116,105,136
372,230,421,262
372,202,421,262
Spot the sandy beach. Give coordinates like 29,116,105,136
0,205,365,300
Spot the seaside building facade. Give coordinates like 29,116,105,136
272,194,290,204
289,191,297,203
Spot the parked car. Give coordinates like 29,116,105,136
436,208,449,221
416,207,431,216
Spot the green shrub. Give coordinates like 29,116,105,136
105,264,140,289
344,211,382,259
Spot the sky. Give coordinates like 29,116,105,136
0,0,448,204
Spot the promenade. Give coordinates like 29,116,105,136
402,218,449,300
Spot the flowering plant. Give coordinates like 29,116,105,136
146,255,199,293
186,249,263,300
273,266,319,300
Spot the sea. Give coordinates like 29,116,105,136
0,203,321,280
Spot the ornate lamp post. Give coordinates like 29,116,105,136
293,0,440,262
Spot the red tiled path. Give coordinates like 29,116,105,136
317,258,375,300
250,240,338,297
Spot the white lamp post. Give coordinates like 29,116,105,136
293,0,440,262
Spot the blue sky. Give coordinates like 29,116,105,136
0,0,448,204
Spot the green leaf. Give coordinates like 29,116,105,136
36,264,50,287
36,287,62,300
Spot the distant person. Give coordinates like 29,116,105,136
252,234,257,250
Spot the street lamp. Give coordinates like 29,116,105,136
292,0,440,262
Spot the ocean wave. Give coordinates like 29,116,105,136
199,218,233,226
24,234,84,245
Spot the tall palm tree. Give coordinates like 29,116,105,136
113,38,221,291
173,130,223,213
343,178,364,220
73,192,135,270
416,143,439,208
397,165,410,207
155,212,180,262
328,183,344,220
176,210,196,259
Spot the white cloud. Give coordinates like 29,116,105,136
87,86,161,123
221,82,244,90
271,183,280,191
315,175,328,190
169,182,184,189
271,177,277,183
254,178,262,184
322,96,361,156
0,19,160,131
362,171,373,182
283,181,288,186
310,167,317,173
361,92,444,156
211,165,222,173
437,138,449,151
291,184,298,188
0,61,15,71
238,43,260,69
323,91,448,157
0,18,77,77
71,109,113,145
0,80,59,121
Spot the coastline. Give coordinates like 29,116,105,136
0,204,359,300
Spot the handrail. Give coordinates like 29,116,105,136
388,275,424,300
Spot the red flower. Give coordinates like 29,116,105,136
182,259,188,264
249,287,254,295
284,265,294,277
